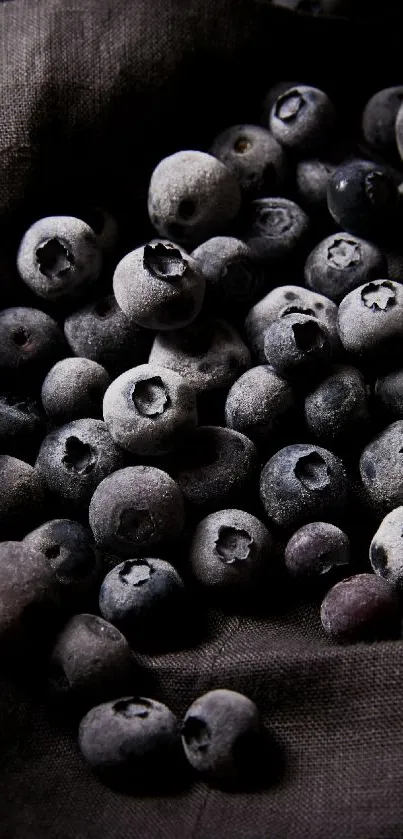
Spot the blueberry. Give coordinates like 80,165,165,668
245,284,339,362
304,233,387,303
320,573,400,643
189,509,273,596
224,365,294,446
304,365,370,448
269,85,335,154
48,614,135,707
210,124,287,197
181,689,261,780
17,216,102,301
149,318,251,396
243,197,310,264
337,279,403,360
362,87,403,158
170,426,258,516
41,358,111,424
147,150,241,248
0,455,45,540
296,159,336,211
73,206,118,254
35,419,126,516
102,363,197,456
64,293,151,376
285,521,350,579
359,421,403,516
260,444,348,531
0,541,60,655
375,369,403,420
89,466,185,558
395,102,403,163
0,306,65,386
0,391,44,461
327,160,399,240
263,312,332,379
78,696,181,786
191,237,265,312
23,519,102,611
260,81,301,126
99,558,186,644
113,241,205,331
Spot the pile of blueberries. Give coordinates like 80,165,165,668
2,82,403,790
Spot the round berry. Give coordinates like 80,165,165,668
362,87,403,157
320,573,400,643
304,365,370,448
327,160,399,240
0,455,45,540
263,312,331,379
210,124,287,197
337,279,403,360
225,365,294,446
41,358,111,423
285,521,350,579
370,506,403,591
0,307,65,385
243,197,310,263
304,233,387,303
296,159,336,211
191,237,265,312
375,369,403,420
360,421,403,516
269,85,335,154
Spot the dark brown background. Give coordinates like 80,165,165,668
1,2,403,837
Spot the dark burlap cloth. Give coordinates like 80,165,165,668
1,2,403,837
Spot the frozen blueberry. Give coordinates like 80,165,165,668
245,285,339,363
263,312,331,379
0,391,44,461
243,197,310,264
304,365,370,448
0,455,45,540
99,558,186,644
260,444,348,531
78,697,181,786
359,421,403,516
337,279,403,360
370,507,403,591
0,541,60,656
375,369,403,420
191,237,265,312
0,307,65,385
147,150,241,248
17,216,102,301
260,81,301,125
103,364,197,457
23,519,102,611
285,521,350,579
304,233,387,303
362,87,403,158
64,293,151,376
48,614,135,707
189,509,273,596
269,85,335,154
170,426,258,516
296,159,336,211
89,466,185,558
41,358,111,424
35,419,126,516
149,318,251,396
181,689,261,780
225,365,294,446
73,206,118,254
327,160,399,240
395,102,403,163
320,573,400,643
210,124,287,197
113,241,205,331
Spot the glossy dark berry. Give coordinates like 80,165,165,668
260,81,301,125
0,391,44,461
210,124,287,197
296,159,336,211
245,284,339,362
23,519,102,611
304,233,387,303
327,160,399,240
0,307,65,386
89,466,185,558
337,279,403,360
99,558,186,644
362,87,403,157
189,509,273,595
64,293,152,376
17,216,102,301
41,358,111,423
0,455,45,540
113,241,205,331
304,365,370,448
147,151,241,248
263,312,332,378
269,85,335,154
181,689,261,780
191,237,265,312
35,419,126,516
224,365,294,446
285,521,350,579
260,444,348,531
243,197,310,263
375,369,403,420
360,421,403,516
48,613,135,707
103,364,197,456
320,573,400,643
149,318,251,396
